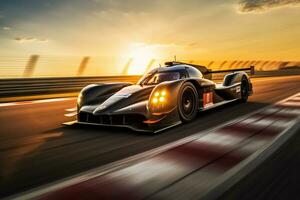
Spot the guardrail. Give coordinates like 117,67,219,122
1,68,299,99
0,76,140,97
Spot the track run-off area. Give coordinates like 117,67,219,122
1,75,300,199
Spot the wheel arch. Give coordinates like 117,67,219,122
148,79,202,115
185,79,202,98
223,72,250,86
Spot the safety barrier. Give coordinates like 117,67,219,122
1,68,300,98
0,76,140,97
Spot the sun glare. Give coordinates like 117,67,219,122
126,44,156,75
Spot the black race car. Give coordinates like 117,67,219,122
66,61,253,132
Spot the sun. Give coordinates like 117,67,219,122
126,44,157,75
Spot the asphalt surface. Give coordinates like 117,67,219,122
0,75,300,198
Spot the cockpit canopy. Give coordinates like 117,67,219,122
138,65,203,86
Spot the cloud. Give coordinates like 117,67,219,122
2,26,11,30
130,42,206,56
132,41,200,49
14,37,49,43
239,0,300,12
91,0,158,13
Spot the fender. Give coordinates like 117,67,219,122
223,72,252,95
78,82,132,109
148,79,183,115
223,72,250,86
147,78,213,115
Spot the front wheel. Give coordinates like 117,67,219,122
178,82,198,122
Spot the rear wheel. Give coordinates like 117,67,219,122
178,82,198,122
240,77,249,103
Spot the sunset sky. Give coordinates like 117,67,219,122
0,0,300,75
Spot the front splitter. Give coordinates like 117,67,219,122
62,120,182,133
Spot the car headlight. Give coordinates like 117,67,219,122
151,90,167,105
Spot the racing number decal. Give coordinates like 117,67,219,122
203,92,213,108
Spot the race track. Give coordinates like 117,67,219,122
1,75,300,198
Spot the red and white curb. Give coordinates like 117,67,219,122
7,92,300,200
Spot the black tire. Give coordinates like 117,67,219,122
178,82,198,122
240,77,249,103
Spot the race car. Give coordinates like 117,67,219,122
66,61,253,132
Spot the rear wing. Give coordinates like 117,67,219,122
205,66,255,76
165,61,255,77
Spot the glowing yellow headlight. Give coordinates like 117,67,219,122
159,96,165,102
151,90,167,105
152,97,158,104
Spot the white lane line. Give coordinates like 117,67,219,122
291,97,300,101
108,157,188,190
0,97,76,108
34,98,75,103
263,107,300,116
64,112,77,117
277,108,300,115
194,131,244,148
65,107,77,112
239,116,261,125
241,138,269,151
279,101,300,106
262,107,279,115
0,102,20,107
239,118,293,129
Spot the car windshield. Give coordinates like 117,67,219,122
140,71,181,85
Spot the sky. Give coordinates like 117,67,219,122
0,0,300,75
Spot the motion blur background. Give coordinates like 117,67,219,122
0,0,300,78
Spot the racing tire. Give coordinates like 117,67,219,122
178,82,198,122
239,77,249,103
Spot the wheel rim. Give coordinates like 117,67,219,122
181,87,196,118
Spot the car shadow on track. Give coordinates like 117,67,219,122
169,100,270,135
